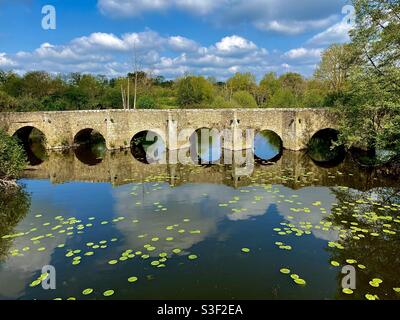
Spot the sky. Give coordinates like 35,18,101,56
0,0,354,81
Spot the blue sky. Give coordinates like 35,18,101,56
0,0,354,80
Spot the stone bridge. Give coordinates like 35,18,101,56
0,108,337,151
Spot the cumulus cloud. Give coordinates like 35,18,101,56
97,0,345,35
2,23,344,79
307,20,352,46
283,47,323,62
0,53,16,67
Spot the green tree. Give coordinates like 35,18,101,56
0,130,27,184
176,76,214,107
232,91,257,108
333,0,400,156
314,44,355,92
226,72,256,93
258,72,280,106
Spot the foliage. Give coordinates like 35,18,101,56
0,186,31,261
330,0,400,156
138,95,156,109
232,91,257,108
176,76,214,107
0,130,27,182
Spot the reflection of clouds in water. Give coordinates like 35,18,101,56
113,182,340,257
0,202,69,299
225,185,340,242
112,183,234,256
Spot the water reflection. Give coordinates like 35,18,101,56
308,129,345,166
131,131,166,164
189,128,222,164
254,130,283,163
73,129,106,166
0,148,398,300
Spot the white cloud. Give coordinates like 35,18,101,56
97,0,218,17
215,35,257,54
255,16,338,35
98,0,345,35
3,29,327,79
0,53,16,67
167,36,199,52
284,47,323,60
307,20,352,46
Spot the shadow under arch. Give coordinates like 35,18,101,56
254,129,283,164
130,130,166,164
189,127,222,165
13,126,47,166
73,128,106,166
307,128,345,167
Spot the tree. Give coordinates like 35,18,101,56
279,72,305,97
226,72,256,96
333,0,400,157
176,76,214,107
0,130,27,185
232,91,257,108
351,0,400,91
258,72,280,106
314,44,355,92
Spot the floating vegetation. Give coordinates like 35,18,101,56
103,290,114,297
2,150,400,301
82,288,94,295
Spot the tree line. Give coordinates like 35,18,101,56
0,69,334,112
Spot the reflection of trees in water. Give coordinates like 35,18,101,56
308,129,345,164
254,130,282,162
326,187,400,299
14,128,47,166
0,187,31,261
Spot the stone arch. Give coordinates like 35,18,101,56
189,127,222,164
130,129,166,164
253,129,283,163
73,128,106,166
73,128,106,146
13,126,47,166
307,128,345,166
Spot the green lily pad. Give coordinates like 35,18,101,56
103,290,114,297
128,277,138,283
82,288,93,295
342,288,353,294
280,268,290,274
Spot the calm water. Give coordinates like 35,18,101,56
1,136,399,300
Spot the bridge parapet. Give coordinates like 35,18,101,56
0,108,337,151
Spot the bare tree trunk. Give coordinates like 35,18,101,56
127,77,130,110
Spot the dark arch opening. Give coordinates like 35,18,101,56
189,128,222,165
130,130,166,164
308,128,345,167
254,130,283,164
13,126,47,166
73,129,106,166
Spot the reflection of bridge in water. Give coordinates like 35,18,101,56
22,149,398,191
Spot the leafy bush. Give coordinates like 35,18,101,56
0,130,27,181
232,91,257,108
211,95,238,108
176,76,214,107
138,96,156,109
